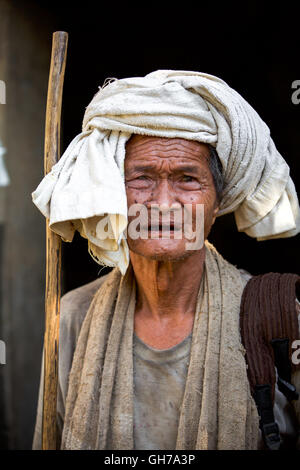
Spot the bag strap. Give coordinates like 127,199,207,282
240,273,300,449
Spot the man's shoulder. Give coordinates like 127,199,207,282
60,274,110,340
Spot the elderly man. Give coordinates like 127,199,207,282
32,70,300,450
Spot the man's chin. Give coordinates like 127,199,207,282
145,251,194,262
127,239,200,262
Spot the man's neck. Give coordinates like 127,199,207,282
130,247,206,321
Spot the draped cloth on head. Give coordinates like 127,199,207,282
32,70,300,274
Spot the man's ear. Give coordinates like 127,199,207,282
211,204,219,225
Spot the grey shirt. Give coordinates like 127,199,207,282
133,333,192,449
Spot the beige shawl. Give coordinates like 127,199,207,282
61,242,259,450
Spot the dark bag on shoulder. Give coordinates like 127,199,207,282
240,273,300,450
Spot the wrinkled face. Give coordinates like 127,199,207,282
124,135,219,261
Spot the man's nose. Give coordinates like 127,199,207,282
151,179,181,212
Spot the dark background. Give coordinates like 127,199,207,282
0,0,299,449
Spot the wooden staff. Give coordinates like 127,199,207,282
42,31,68,450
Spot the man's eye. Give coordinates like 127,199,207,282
178,175,202,190
125,175,149,182
125,175,152,189
134,175,151,183
180,175,200,184
181,175,195,182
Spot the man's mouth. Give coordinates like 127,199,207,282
145,222,181,232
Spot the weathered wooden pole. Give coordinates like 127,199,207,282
42,31,68,450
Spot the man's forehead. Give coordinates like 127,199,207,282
125,135,210,162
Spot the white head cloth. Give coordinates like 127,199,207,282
32,70,300,274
